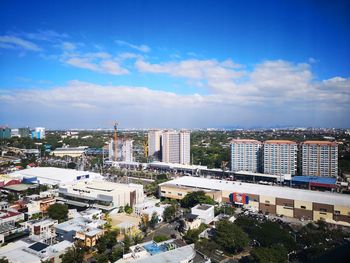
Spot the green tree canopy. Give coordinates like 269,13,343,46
149,212,158,229
180,191,215,208
249,246,287,263
60,246,84,263
47,203,68,222
214,219,249,255
163,205,176,222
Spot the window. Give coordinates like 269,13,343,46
320,208,327,212
161,191,166,194
300,206,306,209
334,210,340,215
265,200,270,204
178,193,183,196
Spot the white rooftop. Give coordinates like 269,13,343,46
160,176,350,207
9,167,102,185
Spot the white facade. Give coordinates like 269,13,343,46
58,180,144,211
162,130,190,165
21,219,58,240
31,127,45,139
191,204,215,224
263,140,298,175
302,141,338,177
231,139,262,172
109,139,134,162
148,129,162,161
51,146,87,158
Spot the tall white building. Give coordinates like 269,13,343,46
231,139,262,172
109,139,134,162
162,130,190,165
31,127,45,139
148,129,162,161
301,141,338,177
263,140,298,176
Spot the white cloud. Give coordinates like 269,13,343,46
0,35,41,51
62,42,76,51
115,40,150,53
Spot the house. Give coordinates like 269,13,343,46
26,196,56,217
191,204,215,224
21,218,58,242
55,217,105,247
0,210,24,225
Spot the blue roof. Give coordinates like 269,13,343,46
291,176,336,185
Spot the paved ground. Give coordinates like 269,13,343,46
142,222,180,242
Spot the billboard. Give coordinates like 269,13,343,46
229,192,249,205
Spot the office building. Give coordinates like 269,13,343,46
31,127,45,139
301,141,338,177
263,140,298,175
148,129,162,161
18,127,31,138
230,139,262,172
57,180,144,211
109,139,134,162
159,176,350,225
0,127,11,139
162,130,190,165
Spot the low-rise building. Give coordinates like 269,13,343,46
26,196,56,217
21,218,58,243
191,204,214,224
55,217,105,247
159,176,350,226
51,146,88,158
0,210,24,226
0,238,73,263
58,180,144,211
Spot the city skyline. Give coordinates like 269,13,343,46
1,0,350,129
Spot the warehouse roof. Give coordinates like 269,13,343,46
9,167,102,185
160,177,350,207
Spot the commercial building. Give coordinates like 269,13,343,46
26,196,56,216
162,130,190,165
301,141,338,177
0,127,11,139
263,140,298,175
148,129,162,161
230,139,262,172
9,167,102,186
57,180,144,211
31,127,45,139
18,127,31,138
0,210,25,226
159,176,350,225
51,146,88,158
109,139,134,162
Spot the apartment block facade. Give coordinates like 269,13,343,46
162,130,190,165
263,140,298,175
230,139,262,172
301,141,338,177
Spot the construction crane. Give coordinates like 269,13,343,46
113,121,118,161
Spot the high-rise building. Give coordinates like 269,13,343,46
230,139,262,172
162,130,190,165
0,127,11,139
301,141,338,177
19,127,31,138
263,140,298,175
148,129,162,161
109,139,133,162
31,127,45,139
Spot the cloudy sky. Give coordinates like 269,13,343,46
0,0,349,129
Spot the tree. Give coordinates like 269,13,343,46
60,246,84,263
163,205,176,222
133,234,143,245
0,257,9,263
249,246,287,263
47,203,68,222
124,204,132,214
139,216,149,234
153,235,169,242
149,212,159,229
95,252,109,263
123,235,132,253
215,219,249,255
180,191,215,208
183,223,207,244
110,247,123,262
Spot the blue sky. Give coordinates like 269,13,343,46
0,0,349,129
